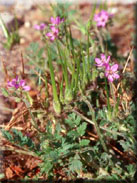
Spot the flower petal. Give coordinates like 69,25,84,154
95,58,101,64
50,35,55,41
111,64,118,72
23,86,30,91
50,26,59,33
7,81,13,87
105,70,109,77
19,80,25,87
50,17,55,24
108,75,113,82
39,23,46,30
113,73,119,79
106,56,110,64
56,16,60,24
100,54,106,61
46,32,53,37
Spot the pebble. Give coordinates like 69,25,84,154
20,38,25,44
0,12,14,32
0,11,23,33
24,21,31,28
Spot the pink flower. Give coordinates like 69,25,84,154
94,10,111,27
34,23,46,30
7,76,20,89
50,16,64,25
7,77,30,91
46,26,59,41
19,80,31,91
95,54,110,67
22,85,31,91
105,64,120,82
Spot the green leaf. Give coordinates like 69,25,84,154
119,140,131,151
109,174,120,180
10,129,35,150
55,123,61,134
69,159,82,173
41,161,53,175
29,42,39,53
77,122,87,136
67,130,79,139
1,88,9,97
37,48,44,58
49,151,58,162
46,121,52,135
15,97,21,103
79,139,90,147
65,113,81,128
61,143,74,152
1,129,13,141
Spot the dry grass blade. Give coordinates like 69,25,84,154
116,46,133,92
21,52,25,77
5,103,28,131
1,59,9,82
0,124,23,130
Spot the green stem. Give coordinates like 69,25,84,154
87,30,90,80
83,97,108,152
59,76,64,104
64,23,70,53
80,42,88,90
56,40,69,88
109,82,116,118
56,40,73,103
0,14,9,38
74,54,80,95
68,25,75,59
105,78,111,119
46,42,61,114
68,25,79,94
95,28,104,53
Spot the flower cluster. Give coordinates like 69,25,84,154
34,23,46,31
7,76,30,91
46,16,64,41
94,10,112,27
95,54,119,82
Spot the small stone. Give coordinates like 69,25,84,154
24,21,31,28
20,38,25,44
15,0,33,13
0,11,24,33
0,12,14,30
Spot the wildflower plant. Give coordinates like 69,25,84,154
1,3,136,182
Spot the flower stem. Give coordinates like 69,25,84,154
56,40,73,103
46,42,61,114
105,78,112,120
